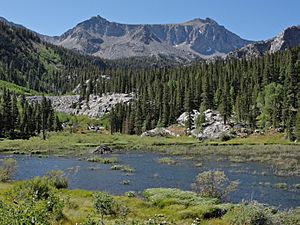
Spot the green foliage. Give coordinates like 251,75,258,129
0,158,16,182
87,157,119,164
108,47,300,137
111,164,135,173
0,88,61,140
38,46,61,75
178,204,227,220
223,203,272,225
143,188,219,208
93,192,116,224
1,177,64,224
0,80,39,95
45,170,68,189
0,21,105,94
295,109,300,141
192,171,238,201
257,82,284,129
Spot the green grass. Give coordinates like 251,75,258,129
0,80,40,95
223,133,291,145
57,112,109,131
0,180,299,225
38,46,61,75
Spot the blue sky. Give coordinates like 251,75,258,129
1,0,299,40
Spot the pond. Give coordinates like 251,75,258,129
2,152,299,209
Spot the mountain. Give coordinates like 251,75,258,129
229,25,300,59
48,15,253,60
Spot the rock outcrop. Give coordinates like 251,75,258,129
194,109,233,140
27,93,134,118
177,109,249,140
177,110,200,128
141,128,176,137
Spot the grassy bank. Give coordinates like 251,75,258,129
0,179,299,225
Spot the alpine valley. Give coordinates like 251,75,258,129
0,13,299,225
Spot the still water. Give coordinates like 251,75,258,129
2,152,299,209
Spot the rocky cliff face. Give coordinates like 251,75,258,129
48,15,252,60
229,26,300,59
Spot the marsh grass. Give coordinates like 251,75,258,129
87,156,119,164
111,165,135,173
274,183,288,189
0,132,298,177
158,157,177,165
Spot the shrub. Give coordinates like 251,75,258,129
2,177,64,224
191,171,238,201
179,205,227,220
125,191,136,197
46,170,68,189
272,209,300,225
220,133,232,142
143,188,218,208
223,203,272,225
0,158,17,182
93,192,116,224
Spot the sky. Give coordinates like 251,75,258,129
0,0,299,41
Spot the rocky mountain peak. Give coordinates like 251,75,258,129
229,25,300,59
182,17,218,26
47,15,252,60
269,25,300,53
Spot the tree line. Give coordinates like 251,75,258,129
0,88,62,139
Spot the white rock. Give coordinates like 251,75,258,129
141,128,176,137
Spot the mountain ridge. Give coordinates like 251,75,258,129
1,15,300,62
47,15,253,60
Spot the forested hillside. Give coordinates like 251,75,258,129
0,21,105,94
101,47,300,140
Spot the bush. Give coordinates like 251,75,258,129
272,209,300,225
191,171,238,201
143,188,218,208
1,177,64,224
93,192,117,224
223,203,272,225
179,205,227,220
46,170,68,189
220,133,232,142
0,158,17,182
